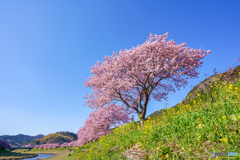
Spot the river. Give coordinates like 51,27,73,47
22,153,56,160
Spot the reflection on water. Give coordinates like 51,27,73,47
23,154,55,160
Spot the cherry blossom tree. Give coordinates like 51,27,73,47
84,32,211,123
52,143,60,149
24,144,32,148
0,140,11,149
43,144,49,149
34,145,39,149
77,104,134,146
68,141,77,147
35,143,61,150
61,142,69,148
38,145,44,149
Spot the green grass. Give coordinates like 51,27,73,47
64,73,240,160
61,73,240,159
0,149,10,153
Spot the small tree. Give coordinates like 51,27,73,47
77,104,134,146
84,32,211,125
0,140,11,149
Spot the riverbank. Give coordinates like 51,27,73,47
25,148,69,160
0,148,70,160
0,149,38,160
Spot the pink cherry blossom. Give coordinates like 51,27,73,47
24,144,32,148
76,104,134,146
0,140,11,149
84,32,211,122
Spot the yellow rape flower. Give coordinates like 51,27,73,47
219,138,228,143
222,116,226,120
197,118,201,122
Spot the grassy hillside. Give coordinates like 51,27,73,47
146,65,240,120
62,69,240,159
30,131,77,146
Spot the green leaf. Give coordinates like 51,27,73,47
230,114,237,121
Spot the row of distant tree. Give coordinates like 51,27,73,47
0,139,74,149
0,140,37,149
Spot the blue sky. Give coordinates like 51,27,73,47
0,0,239,136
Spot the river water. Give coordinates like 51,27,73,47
22,154,56,160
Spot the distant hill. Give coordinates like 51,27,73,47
29,131,77,146
0,134,45,147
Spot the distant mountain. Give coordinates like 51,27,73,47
29,131,77,146
0,134,45,147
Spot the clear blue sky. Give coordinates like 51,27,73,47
0,0,239,136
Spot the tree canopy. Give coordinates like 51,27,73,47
84,32,211,121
